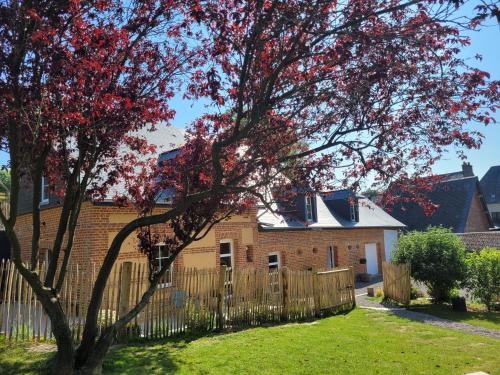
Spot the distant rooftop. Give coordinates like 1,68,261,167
387,163,493,233
480,165,500,205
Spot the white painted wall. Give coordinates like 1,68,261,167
384,230,399,262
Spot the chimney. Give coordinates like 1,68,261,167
462,162,474,177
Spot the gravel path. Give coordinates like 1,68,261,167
355,292,500,339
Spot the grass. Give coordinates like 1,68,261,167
409,298,500,331
0,337,54,374
0,309,499,374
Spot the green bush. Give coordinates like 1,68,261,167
465,248,500,311
392,227,466,302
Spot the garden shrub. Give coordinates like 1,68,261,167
465,248,500,311
392,227,466,302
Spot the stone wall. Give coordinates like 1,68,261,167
457,231,500,251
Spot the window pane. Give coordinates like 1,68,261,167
268,254,278,263
327,247,333,269
220,256,232,268
158,246,168,259
305,196,313,221
220,242,231,255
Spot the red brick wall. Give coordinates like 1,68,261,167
465,191,491,232
257,228,386,273
15,203,390,275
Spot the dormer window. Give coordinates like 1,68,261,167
41,176,49,205
305,195,314,222
349,202,356,222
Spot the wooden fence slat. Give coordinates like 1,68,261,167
382,262,411,306
0,262,356,342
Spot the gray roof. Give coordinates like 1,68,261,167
102,125,186,201
388,175,493,233
258,195,405,230
480,165,500,204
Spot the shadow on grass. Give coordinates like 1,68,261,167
0,308,357,374
0,339,54,375
103,308,355,374
409,302,500,328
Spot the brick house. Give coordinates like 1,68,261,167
480,165,500,228
15,127,405,277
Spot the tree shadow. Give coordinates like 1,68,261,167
409,302,500,327
102,308,357,374
0,340,54,375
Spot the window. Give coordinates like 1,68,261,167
219,240,233,270
154,244,173,287
327,246,334,270
305,195,314,222
41,176,49,205
349,203,356,222
268,252,280,270
268,252,280,292
492,212,500,223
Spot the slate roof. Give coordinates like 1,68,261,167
388,174,492,233
257,195,405,230
102,126,186,201
480,165,500,205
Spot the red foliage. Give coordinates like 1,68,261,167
2,0,499,248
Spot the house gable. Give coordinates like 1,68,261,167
465,189,493,232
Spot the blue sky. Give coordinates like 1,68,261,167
1,10,499,181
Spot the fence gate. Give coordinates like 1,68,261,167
382,262,411,306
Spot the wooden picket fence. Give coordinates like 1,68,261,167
0,259,355,342
382,262,411,306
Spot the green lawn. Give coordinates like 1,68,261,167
0,309,499,375
409,299,500,331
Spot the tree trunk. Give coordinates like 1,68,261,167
75,326,117,375
46,302,75,375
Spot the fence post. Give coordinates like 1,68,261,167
405,264,411,307
349,266,356,307
312,268,321,317
280,267,289,321
217,265,226,331
117,261,132,342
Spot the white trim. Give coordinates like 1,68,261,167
219,239,234,270
268,252,280,269
41,176,49,205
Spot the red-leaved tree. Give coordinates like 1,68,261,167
1,0,498,373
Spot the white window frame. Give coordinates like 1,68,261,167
327,245,335,270
219,239,234,270
268,252,280,269
41,176,49,205
155,243,173,288
305,195,314,222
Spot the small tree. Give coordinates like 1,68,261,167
392,227,467,302
465,248,500,311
